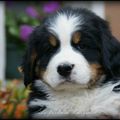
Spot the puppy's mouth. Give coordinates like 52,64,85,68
53,77,88,91
53,77,72,89
59,76,75,84
59,80,75,86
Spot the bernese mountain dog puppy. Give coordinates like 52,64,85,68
19,7,120,119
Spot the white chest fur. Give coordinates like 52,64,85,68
29,82,120,118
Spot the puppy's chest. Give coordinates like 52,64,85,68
49,91,93,114
30,86,120,118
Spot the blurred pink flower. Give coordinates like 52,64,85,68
43,1,60,13
20,25,33,42
25,6,39,18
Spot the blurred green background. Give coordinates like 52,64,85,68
5,1,64,78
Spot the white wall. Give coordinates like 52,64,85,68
0,2,5,84
91,1,105,19
64,1,105,19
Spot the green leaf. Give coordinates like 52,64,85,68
9,27,19,37
31,19,40,26
6,11,16,27
21,15,29,23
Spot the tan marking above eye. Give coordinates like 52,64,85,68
72,32,81,44
49,35,57,47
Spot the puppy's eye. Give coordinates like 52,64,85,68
76,44,87,50
49,35,57,47
72,31,81,44
80,44,87,50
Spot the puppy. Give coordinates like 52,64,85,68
19,7,120,119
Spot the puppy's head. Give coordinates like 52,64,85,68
19,8,120,91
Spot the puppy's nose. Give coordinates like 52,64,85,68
57,64,74,77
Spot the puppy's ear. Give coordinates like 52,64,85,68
18,31,39,87
24,48,38,87
98,18,120,79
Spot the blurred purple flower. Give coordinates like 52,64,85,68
20,25,33,42
43,1,60,13
25,6,39,18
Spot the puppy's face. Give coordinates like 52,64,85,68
37,13,104,90
42,34,102,90
21,8,120,91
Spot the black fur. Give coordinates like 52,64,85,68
22,25,60,86
21,7,120,87
19,7,120,117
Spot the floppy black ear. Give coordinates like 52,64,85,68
98,18,120,79
18,46,38,87
18,29,39,87
22,47,38,87
18,25,49,87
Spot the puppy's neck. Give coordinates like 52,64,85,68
48,84,97,101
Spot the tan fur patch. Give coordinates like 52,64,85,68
29,49,38,78
72,31,81,44
36,68,44,78
89,63,104,87
31,49,37,65
35,63,46,79
18,49,37,77
39,69,46,79
18,66,24,73
49,35,57,47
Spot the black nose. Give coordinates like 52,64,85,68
57,64,74,77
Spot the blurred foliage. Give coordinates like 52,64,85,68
6,9,37,50
5,1,63,50
0,80,30,119
5,1,64,78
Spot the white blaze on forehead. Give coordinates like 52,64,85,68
48,13,83,46
43,12,91,89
